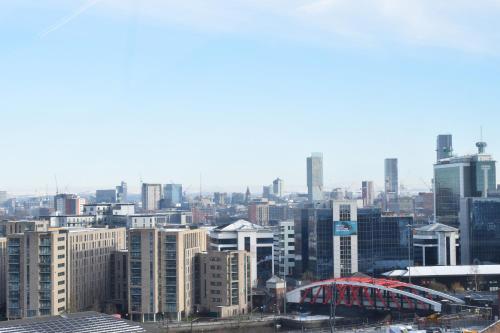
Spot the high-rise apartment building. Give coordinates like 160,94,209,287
436,134,453,161
307,153,324,202
434,141,496,227
361,181,374,207
248,200,270,226
128,228,207,322
54,194,86,215
116,181,128,203
141,183,162,212
65,228,126,312
213,192,228,206
0,237,6,315
262,186,272,199
384,158,399,211
164,184,182,208
7,230,68,319
273,220,295,277
273,178,284,198
6,227,126,320
197,250,251,318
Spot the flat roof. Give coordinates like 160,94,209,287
383,265,500,277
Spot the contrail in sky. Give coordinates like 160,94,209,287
39,0,103,38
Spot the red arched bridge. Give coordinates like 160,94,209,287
286,277,464,313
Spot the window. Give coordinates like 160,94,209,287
339,204,351,221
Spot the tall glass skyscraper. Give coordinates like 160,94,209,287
434,142,496,228
307,153,324,202
384,158,399,211
436,134,453,161
164,184,183,207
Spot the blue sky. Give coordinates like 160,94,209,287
1,0,500,195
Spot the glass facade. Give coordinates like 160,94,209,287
307,209,333,280
471,160,496,197
435,157,496,228
293,208,310,275
435,165,470,227
357,208,413,275
467,199,500,264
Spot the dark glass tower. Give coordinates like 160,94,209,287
434,141,496,228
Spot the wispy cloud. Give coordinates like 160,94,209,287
36,0,500,53
39,0,103,38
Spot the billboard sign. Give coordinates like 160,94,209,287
334,221,357,236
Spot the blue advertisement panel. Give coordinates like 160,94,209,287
334,221,357,236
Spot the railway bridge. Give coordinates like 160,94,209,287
286,277,464,313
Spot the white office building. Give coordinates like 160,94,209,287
209,220,274,285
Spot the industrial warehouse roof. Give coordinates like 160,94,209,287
415,223,459,233
383,265,500,277
0,312,146,333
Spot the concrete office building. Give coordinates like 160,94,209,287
0,237,6,315
141,183,162,212
95,189,117,203
248,200,270,226
273,178,284,198
128,228,207,322
384,158,399,211
361,181,375,207
273,220,295,277
197,250,251,317
436,134,453,161
6,227,126,320
413,223,459,266
164,184,182,208
434,141,496,227
307,153,324,202
209,220,274,285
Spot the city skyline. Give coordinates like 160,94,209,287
2,136,498,196
2,2,500,194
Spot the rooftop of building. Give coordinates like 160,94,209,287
383,265,500,278
214,219,267,232
0,311,146,333
415,223,459,233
